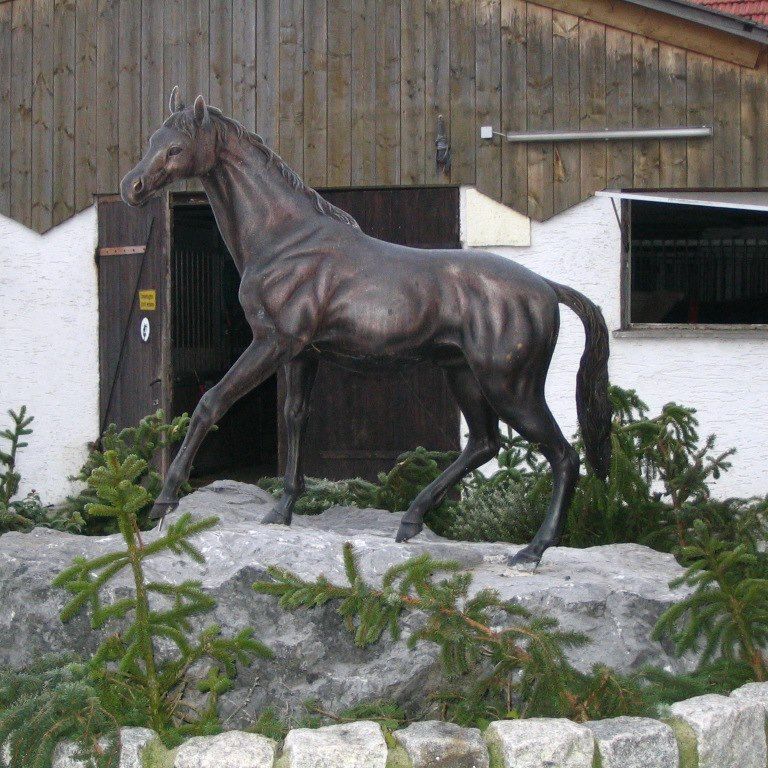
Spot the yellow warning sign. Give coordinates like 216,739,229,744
139,289,157,311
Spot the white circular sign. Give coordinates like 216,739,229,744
140,316,151,343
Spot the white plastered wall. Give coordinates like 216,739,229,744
0,207,100,504
460,189,768,497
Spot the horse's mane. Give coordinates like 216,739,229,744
167,107,360,230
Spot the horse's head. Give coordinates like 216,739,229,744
121,87,217,207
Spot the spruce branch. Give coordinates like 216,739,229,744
50,449,272,743
653,519,768,681
254,543,641,723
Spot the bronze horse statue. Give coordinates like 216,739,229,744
121,88,612,566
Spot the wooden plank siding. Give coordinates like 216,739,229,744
326,0,352,186
0,2,12,217
30,0,52,232
552,11,580,212
3,0,768,233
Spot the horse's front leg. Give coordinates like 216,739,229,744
262,355,318,526
150,336,285,523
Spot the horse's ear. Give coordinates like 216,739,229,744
193,94,209,125
169,85,184,114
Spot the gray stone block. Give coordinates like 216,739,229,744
119,728,160,768
282,721,388,768
584,716,678,768
393,720,489,768
485,718,594,768
173,731,277,768
730,680,768,716
670,693,767,768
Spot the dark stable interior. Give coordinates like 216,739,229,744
630,199,768,324
171,204,277,483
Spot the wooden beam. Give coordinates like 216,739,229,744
401,0,426,186
31,0,53,232
327,0,352,186
303,0,327,186
424,0,450,184
552,11,580,213
500,0,527,213
0,3,11,217
53,0,76,227
350,0,375,184
528,0,763,68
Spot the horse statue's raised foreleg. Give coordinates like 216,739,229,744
150,335,285,523
262,355,318,526
396,366,501,542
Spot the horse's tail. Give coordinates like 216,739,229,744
546,280,612,480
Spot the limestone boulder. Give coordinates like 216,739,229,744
485,718,595,768
669,693,767,768
393,720,489,768
583,716,678,768
0,480,693,724
281,721,387,768
173,730,276,768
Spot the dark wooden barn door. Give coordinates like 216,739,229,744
97,194,170,440
280,187,462,481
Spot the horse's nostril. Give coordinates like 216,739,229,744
133,178,144,194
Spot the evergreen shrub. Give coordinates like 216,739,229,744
0,406,84,535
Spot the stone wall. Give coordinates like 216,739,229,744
44,681,768,768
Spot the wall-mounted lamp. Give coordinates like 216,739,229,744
436,115,451,175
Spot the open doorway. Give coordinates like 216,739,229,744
170,203,278,484
97,188,461,487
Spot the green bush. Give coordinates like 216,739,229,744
257,386,765,554
445,478,548,544
258,446,457,520
1,450,271,767
0,407,84,535
66,410,190,534
441,386,767,553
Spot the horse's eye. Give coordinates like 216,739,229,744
167,146,183,158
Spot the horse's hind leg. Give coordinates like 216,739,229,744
262,355,318,526
480,375,580,567
396,366,501,542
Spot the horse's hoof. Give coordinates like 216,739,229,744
395,520,423,543
507,545,543,571
150,499,178,521
261,506,292,526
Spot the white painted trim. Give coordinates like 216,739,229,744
459,186,531,247
597,188,768,212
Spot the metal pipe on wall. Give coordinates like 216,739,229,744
480,126,713,143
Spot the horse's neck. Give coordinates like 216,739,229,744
201,142,324,274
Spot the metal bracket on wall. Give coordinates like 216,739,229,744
97,245,147,258
479,125,712,142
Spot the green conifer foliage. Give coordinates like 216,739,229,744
254,543,652,725
0,655,123,768
53,451,272,735
0,406,84,534
653,519,768,684
0,406,32,508
258,447,456,519
66,411,191,533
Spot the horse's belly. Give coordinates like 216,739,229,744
316,288,448,357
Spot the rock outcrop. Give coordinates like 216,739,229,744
0,480,692,724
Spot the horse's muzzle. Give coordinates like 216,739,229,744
120,172,150,207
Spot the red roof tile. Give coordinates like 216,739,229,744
686,0,768,25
